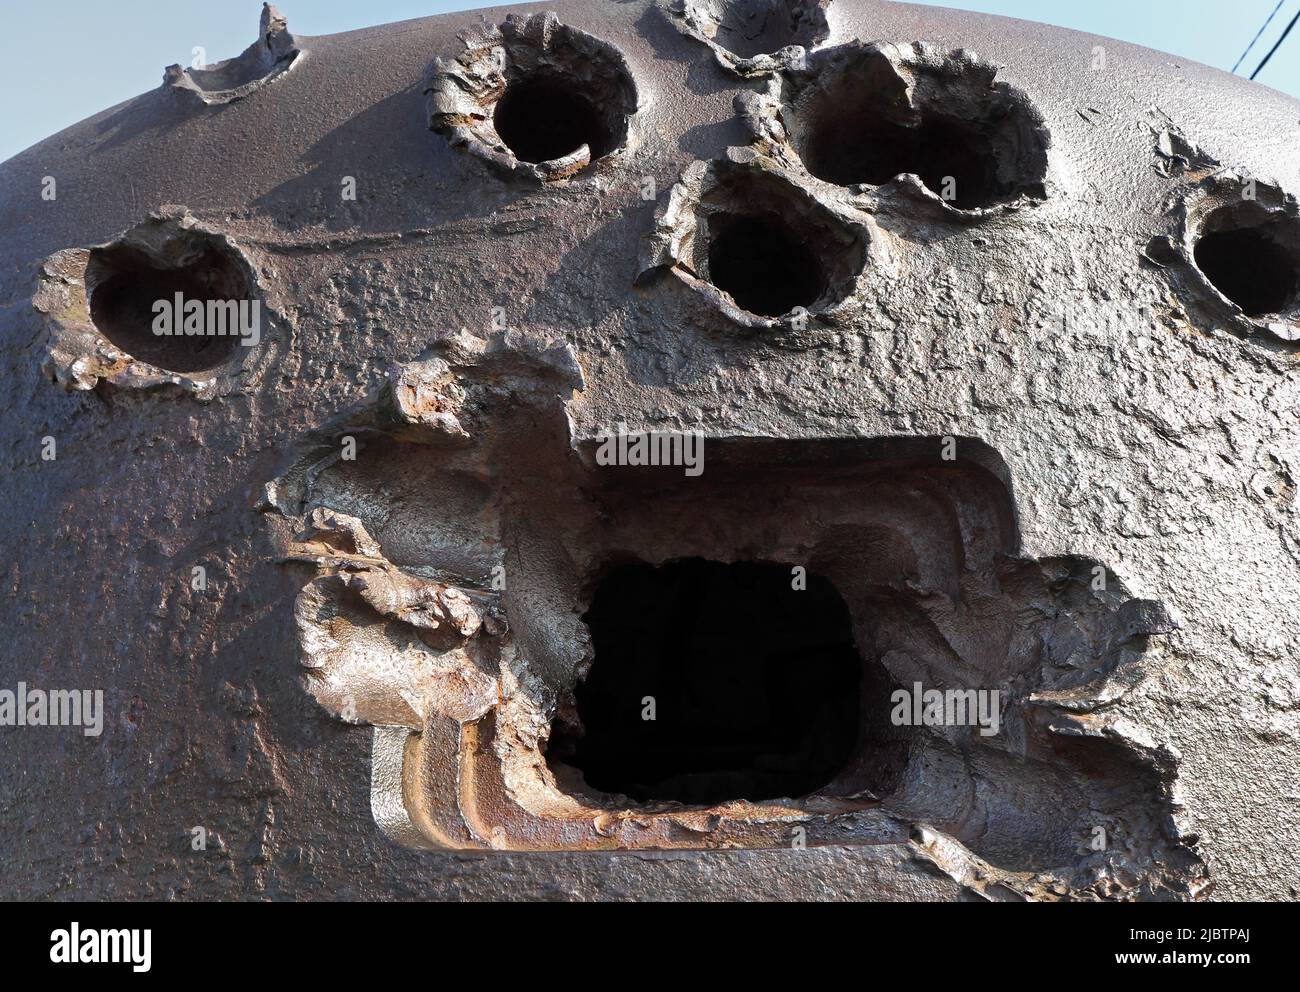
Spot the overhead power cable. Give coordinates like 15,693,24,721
1251,6,1300,78
1233,0,1287,73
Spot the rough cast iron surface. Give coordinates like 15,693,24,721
0,0,1298,900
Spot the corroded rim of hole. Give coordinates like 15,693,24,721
665,0,833,76
748,42,1050,214
81,219,264,377
426,12,639,183
35,212,278,399
640,158,870,328
1194,201,1300,320
1165,173,1300,345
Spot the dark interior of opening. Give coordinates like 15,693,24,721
783,57,1049,210
707,213,827,317
548,559,863,805
87,245,252,374
494,74,612,164
803,110,1002,209
710,0,805,59
1194,224,1298,317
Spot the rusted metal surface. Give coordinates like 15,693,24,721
1,0,1298,901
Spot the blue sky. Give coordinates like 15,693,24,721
1,1,1296,163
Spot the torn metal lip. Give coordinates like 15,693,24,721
662,0,834,77
164,3,305,107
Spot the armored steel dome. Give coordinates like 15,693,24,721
1,0,1298,902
